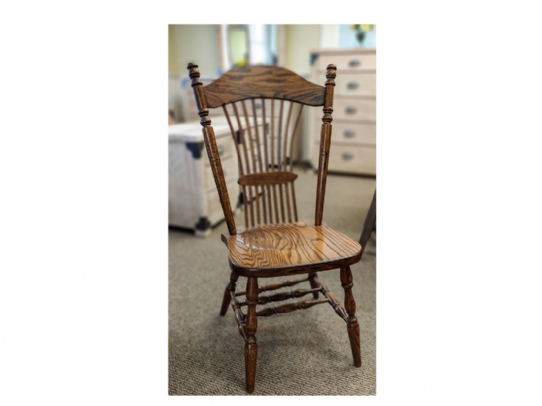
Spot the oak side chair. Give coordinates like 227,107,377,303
187,62,364,394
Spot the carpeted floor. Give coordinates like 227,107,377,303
168,166,376,395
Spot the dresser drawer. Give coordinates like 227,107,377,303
333,98,376,121
204,155,237,191
326,144,376,175
317,52,376,71
335,73,376,97
327,122,376,145
207,180,239,220
203,134,236,165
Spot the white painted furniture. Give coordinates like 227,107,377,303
308,48,376,175
169,117,239,237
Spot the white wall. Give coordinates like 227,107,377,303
168,25,222,122
168,25,220,75
283,25,321,76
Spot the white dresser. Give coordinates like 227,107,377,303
308,48,376,175
169,118,240,237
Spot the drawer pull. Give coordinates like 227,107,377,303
218,145,225,155
343,130,356,138
348,59,361,68
347,81,359,90
345,106,357,115
342,152,354,160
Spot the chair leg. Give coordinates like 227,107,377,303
308,272,320,299
219,272,239,316
244,277,259,393
340,266,362,367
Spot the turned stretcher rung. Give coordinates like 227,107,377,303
256,298,328,317
235,276,310,297
230,290,248,341
231,274,349,323
310,276,349,322
239,287,321,306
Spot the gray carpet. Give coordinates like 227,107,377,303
169,166,376,395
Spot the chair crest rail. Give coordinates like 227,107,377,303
203,65,326,108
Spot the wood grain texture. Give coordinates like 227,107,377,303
225,221,362,277
256,298,328,317
219,271,239,316
244,277,258,393
308,272,320,299
321,284,349,321
201,126,237,235
239,287,321,306
341,266,362,367
203,65,325,108
231,292,248,341
315,64,336,226
185,62,366,394
235,277,310,296
187,63,237,235
228,97,301,227
315,122,332,225
238,171,298,186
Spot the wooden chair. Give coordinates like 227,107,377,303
187,63,364,393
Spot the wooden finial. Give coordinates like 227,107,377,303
325,64,337,86
187,62,199,76
187,63,202,86
322,64,336,124
186,62,210,126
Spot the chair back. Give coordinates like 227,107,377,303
187,63,337,235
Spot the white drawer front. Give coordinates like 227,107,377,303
207,181,239,221
327,122,376,145
204,156,237,191
317,53,376,71
203,134,236,164
327,144,376,175
335,73,376,97
333,99,376,121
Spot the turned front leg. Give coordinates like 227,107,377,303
244,277,259,393
220,272,239,316
340,266,361,367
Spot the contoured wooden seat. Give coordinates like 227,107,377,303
224,221,361,277
187,63,363,393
